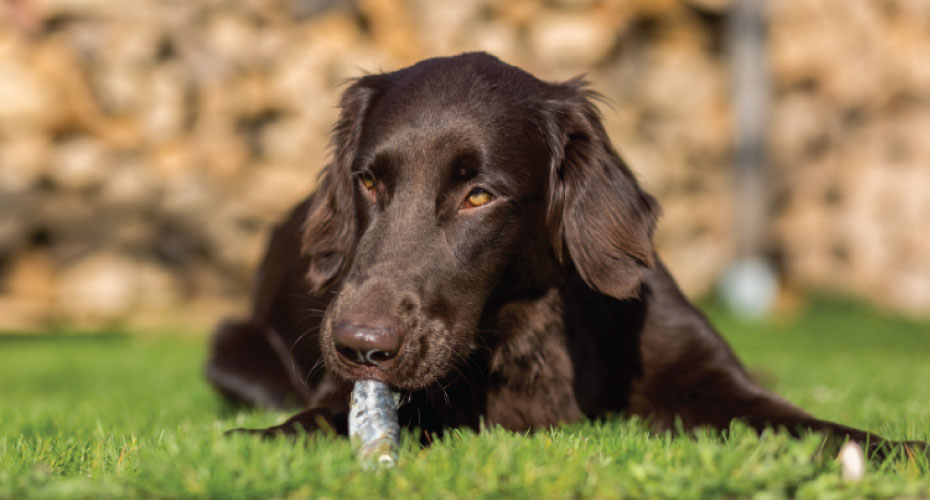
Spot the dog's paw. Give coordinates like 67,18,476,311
226,408,347,438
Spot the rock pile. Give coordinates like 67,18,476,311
769,0,930,315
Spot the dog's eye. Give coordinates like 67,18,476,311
358,172,376,191
464,188,494,208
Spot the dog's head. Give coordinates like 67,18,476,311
303,53,659,389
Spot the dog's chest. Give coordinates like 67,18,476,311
483,290,585,431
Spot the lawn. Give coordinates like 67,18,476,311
1,299,928,499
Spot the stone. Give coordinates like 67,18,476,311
7,250,57,303
135,262,182,311
32,0,114,17
0,295,50,333
100,160,157,206
0,41,59,130
138,63,190,143
0,133,49,192
529,10,618,68
47,137,109,191
56,253,139,324
237,165,316,219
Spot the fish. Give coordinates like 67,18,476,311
348,380,400,468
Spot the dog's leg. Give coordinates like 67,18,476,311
630,345,925,461
226,407,349,437
224,370,352,437
725,388,927,460
207,319,311,409
631,264,927,460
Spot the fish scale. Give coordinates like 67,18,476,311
348,380,400,468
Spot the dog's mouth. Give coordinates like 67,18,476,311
328,356,435,391
334,361,395,384
329,346,404,383
319,279,480,391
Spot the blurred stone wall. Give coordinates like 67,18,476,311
769,0,930,316
0,0,928,331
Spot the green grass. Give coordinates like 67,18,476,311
1,299,929,499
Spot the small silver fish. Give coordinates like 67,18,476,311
348,380,400,468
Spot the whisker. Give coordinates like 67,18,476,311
305,357,326,386
284,324,323,391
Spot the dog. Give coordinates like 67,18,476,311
207,52,922,457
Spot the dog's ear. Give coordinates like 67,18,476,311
542,80,660,300
302,78,379,293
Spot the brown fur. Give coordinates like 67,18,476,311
208,53,924,458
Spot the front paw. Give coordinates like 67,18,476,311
226,408,348,438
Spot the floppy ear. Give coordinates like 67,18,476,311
543,80,661,300
302,78,379,293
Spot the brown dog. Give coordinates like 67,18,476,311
207,52,922,457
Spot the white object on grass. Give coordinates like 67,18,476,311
839,441,865,481
349,380,400,469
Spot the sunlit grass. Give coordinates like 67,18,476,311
1,299,928,499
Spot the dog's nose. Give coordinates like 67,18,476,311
332,320,401,368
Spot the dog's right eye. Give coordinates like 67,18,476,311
356,172,378,202
358,172,376,190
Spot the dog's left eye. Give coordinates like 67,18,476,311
463,188,494,209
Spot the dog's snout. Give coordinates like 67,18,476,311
332,319,401,369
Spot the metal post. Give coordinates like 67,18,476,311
720,0,778,318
